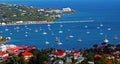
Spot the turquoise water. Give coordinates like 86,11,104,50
0,0,120,50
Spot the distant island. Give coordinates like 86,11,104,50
0,3,76,25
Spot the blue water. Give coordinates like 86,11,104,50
0,0,120,50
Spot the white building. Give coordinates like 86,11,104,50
0,44,7,52
63,7,72,12
0,44,16,52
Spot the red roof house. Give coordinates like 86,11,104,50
53,50,66,58
0,52,9,59
22,52,33,59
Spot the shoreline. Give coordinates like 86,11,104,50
0,20,95,26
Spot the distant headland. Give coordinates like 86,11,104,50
0,3,76,25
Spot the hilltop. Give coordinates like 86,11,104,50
0,3,75,25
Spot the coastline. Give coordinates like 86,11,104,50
0,20,95,26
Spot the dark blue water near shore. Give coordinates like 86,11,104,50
0,0,120,50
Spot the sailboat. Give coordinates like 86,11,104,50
100,24,103,27
55,37,60,43
58,30,63,33
45,41,49,45
114,35,118,40
35,29,38,32
57,42,63,45
104,38,109,43
77,38,82,43
69,35,74,38
65,37,69,41
103,35,109,43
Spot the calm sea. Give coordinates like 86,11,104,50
0,0,120,50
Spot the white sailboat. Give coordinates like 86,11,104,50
57,42,63,45
45,41,49,45
114,35,118,40
77,38,82,43
100,24,103,27
69,35,74,38
59,30,63,33
104,35,109,43
35,29,38,32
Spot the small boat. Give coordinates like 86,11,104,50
60,24,63,27
6,37,11,40
114,35,118,40
100,24,103,27
42,31,47,35
104,38,109,43
10,33,13,35
55,37,60,42
97,27,100,29
77,38,82,43
48,27,51,30
5,29,9,31
107,28,111,31
35,29,38,32
100,32,104,35
86,29,90,34
25,34,28,37
45,41,49,45
86,31,90,34
65,37,69,41
85,25,88,28
47,24,51,27
58,30,63,33
57,42,63,45
69,35,74,38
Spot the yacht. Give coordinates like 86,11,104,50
100,24,103,27
69,35,74,38
85,25,88,28
47,24,51,27
45,41,49,45
59,30,63,33
114,35,118,40
35,29,38,32
104,38,109,43
55,37,60,43
77,38,82,43
57,42,63,45
42,31,47,35
25,34,28,37
100,32,104,35
86,31,90,34
5,29,9,31
65,37,69,41
107,28,111,31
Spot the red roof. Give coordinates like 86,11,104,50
8,47,19,51
71,51,80,56
104,54,110,57
116,51,120,54
13,52,19,56
0,52,8,56
95,54,102,59
54,50,65,56
116,57,120,61
3,56,10,59
17,46,27,49
28,46,35,49
22,52,33,57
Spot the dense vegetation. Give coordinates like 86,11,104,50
0,4,57,23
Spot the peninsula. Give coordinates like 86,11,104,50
0,3,76,25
